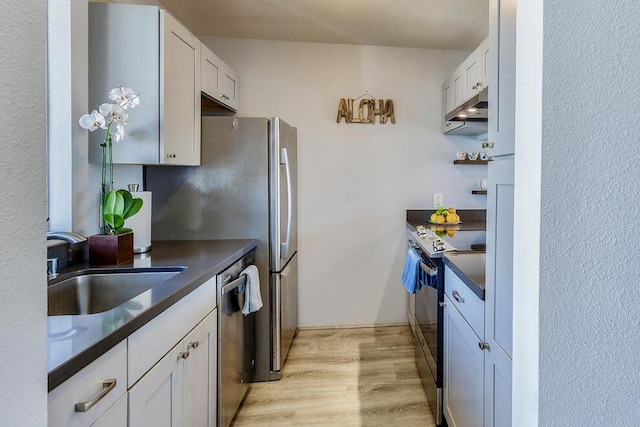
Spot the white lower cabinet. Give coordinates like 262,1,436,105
484,155,514,427
184,309,217,427
48,341,128,427
91,393,128,427
129,309,217,427
443,269,486,427
49,276,219,427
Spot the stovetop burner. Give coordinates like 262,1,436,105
413,225,486,256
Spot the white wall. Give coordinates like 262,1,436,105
203,38,485,327
0,0,48,424
48,0,143,236
515,0,640,424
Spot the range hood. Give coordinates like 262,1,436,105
443,88,488,135
445,88,488,122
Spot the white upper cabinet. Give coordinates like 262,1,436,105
88,3,201,166
201,43,239,112
488,0,516,156
444,37,490,118
460,37,490,102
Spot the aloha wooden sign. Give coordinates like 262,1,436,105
336,97,396,124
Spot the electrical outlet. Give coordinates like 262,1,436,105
433,193,443,208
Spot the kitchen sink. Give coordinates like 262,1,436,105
48,269,184,316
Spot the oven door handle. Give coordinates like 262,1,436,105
419,261,438,277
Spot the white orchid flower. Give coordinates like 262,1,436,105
79,110,106,131
108,86,140,109
98,102,126,124
109,123,126,142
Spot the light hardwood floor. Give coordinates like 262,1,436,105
232,325,436,427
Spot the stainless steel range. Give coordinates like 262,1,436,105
405,210,485,426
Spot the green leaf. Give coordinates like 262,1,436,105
123,197,143,220
118,189,133,215
103,213,116,230
103,213,124,230
103,190,125,216
116,227,132,235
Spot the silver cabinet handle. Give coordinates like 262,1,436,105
439,301,446,308
74,379,117,413
452,290,464,303
472,82,483,90
178,351,190,360
188,341,200,350
482,141,494,149
478,342,490,351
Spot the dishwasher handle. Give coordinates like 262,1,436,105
221,275,248,296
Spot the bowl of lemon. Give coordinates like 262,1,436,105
429,207,461,225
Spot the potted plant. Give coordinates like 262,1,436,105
79,86,143,265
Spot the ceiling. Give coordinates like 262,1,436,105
156,0,489,50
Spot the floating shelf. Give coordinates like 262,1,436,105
453,160,490,165
472,190,487,195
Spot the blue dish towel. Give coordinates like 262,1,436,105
241,265,263,315
402,248,422,294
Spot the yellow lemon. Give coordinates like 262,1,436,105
446,213,456,223
448,207,456,213
455,213,461,222
430,213,438,222
436,215,445,223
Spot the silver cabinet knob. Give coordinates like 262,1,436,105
452,290,464,303
439,301,446,307
188,341,200,350
482,141,494,149
478,342,490,351
177,351,190,360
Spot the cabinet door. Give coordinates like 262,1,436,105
453,70,464,108
129,340,184,427
479,37,490,90
220,64,239,111
488,0,517,156
462,50,481,101
443,296,484,427
161,10,201,166
201,43,222,100
484,155,514,427
184,310,217,427
91,393,127,427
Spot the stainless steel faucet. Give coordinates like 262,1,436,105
47,258,58,280
47,231,88,271
47,231,88,244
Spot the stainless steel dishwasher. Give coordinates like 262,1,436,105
218,250,256,427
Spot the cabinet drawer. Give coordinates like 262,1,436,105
48,340,127,427
445,266,484,339
128,277,216,387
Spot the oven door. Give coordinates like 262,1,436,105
415,255,439,380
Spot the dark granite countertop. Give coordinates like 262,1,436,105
407,209,487,232
443,252,486,300
47,239,257,392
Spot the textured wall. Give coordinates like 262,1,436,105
512,0,543,424
0,0,48,424
516,0,640,424
203,38,484,327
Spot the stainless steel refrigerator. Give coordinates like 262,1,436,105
144,117,298,382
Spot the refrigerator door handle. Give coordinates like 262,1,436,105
272,264,292,372
280,147,292,260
